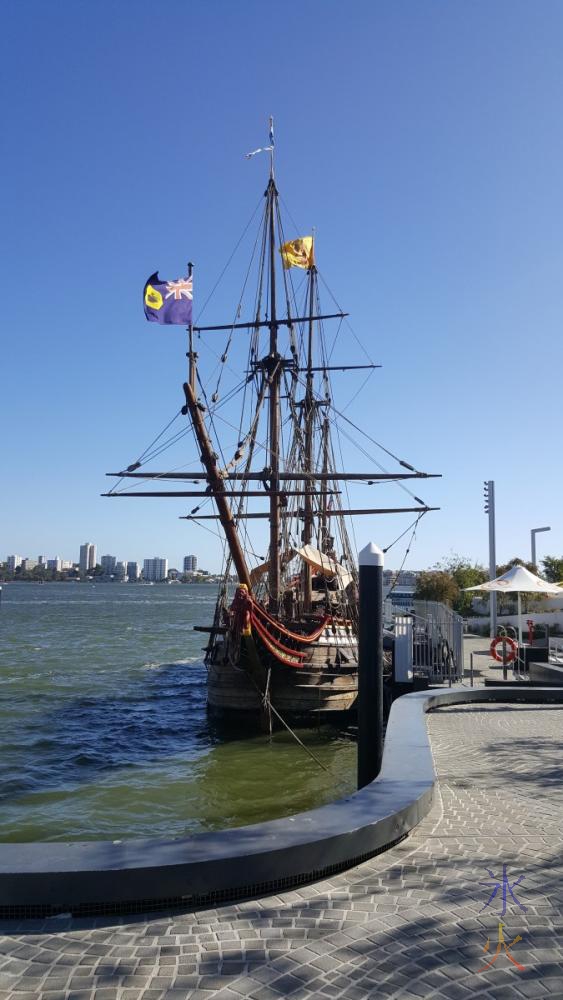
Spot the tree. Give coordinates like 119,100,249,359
415,570,459,608
541,555,563,584
414,555,487,615
439,556,488,616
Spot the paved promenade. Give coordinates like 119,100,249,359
2,655,563,998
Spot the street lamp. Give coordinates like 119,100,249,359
531,526,550,569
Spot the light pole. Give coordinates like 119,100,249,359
484,481,497,638
531,526,550,569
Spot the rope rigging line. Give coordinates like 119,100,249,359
383,514,424,601
316,269,376,365
194,194,265,325
383,511,425,555
208,203,268,404
107,409,184,493
245,671,330,773
290,369,430,505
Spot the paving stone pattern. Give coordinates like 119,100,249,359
2,700,563,999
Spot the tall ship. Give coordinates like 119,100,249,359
106,121,439,725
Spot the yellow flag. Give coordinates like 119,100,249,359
279,236,314,270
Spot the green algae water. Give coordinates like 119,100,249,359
0,582,356,842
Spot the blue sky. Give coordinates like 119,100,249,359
2,0,562,573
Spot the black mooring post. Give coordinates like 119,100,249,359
357,542,384,790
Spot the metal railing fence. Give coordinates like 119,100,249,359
393,601,464,683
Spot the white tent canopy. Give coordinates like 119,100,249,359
465,565,563,668
465,564,563,597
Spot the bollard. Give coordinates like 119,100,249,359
502,638,508,682
470,652,474,687
357,542,384,790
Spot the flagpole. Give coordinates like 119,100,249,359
187,261,196,393
269,115,275,180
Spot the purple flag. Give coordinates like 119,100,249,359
144,272,193,325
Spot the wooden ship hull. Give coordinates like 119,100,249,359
207,620,359,720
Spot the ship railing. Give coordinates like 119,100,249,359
550,637,563,665
393,601,464,684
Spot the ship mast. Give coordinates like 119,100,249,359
302,259,316,611
266,166,281,613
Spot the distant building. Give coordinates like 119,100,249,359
7,555,22,572
114,561,127,580
383,569,420,588
126,561,140,581
183,554,198,573
60,560,73,571
21,558,38,571
47,558,62,572
143,557,168,582
37,555,46,566
383,569,420,612
79,543,97,572
100,554,117,575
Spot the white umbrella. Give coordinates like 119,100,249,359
465,565,563,669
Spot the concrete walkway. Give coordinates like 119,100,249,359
4,705,563,1000
2,657,563,998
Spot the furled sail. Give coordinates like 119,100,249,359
294,545,353,589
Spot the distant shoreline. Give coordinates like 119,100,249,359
0,578,223,585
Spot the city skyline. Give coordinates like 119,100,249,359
3,545,203,574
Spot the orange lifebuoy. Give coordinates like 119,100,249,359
490,636,517,663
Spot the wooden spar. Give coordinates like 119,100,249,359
267,176,281,613
106,471,440,481
302,265,315,611
181,380,252,590
293,364,381,373
103,490,340,498
180,505,439,520
192,312,347,332
187,262,196,394
249,363,381,374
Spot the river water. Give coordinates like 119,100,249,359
0,582,356,842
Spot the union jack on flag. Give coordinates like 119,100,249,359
165,276,193,301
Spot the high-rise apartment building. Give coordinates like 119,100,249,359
183,554,198,573
7,555,22,572
79,543,97,572
143,557,168,582
126,561,140,581
100,554,117,575
114,561,127,580
47,558,62,572
21,558,38,571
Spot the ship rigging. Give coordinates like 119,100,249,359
105,122,440,721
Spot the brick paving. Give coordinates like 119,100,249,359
2,664,563,997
